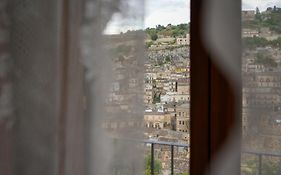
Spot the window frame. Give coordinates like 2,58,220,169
190,0,242,174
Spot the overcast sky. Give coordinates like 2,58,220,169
243,0,281,10
145,0,190,28
104,0,281,34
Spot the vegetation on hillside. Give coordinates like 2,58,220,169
243,36,281,49
145,155,162,175
243,6,281,34
241,158,281,175
146,23,189,39
255,53,277,67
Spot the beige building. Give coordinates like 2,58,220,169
242,28,259,38
177,83,190,95
144,112,172,129
144,89,153,104
176,103,190,133
242,10,255,21
160,93,190,103
243,92,281,108
255,73,281,88
176,34,190,45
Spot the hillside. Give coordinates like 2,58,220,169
243,6,281,34
145,23,190,39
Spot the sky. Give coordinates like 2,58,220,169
104,0,281,34
242,0,281,10
145,0,190,28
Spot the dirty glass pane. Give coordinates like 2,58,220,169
81,0,190,174
242,1,281,174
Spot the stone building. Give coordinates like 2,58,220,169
175,103,190,133
144,112,172,129
176,34,190,45
242,28,259,38
242,10,255,21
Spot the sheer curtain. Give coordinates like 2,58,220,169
81,0,145,174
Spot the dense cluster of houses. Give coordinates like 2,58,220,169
99,37,190,173
242,11,281,151
143,46,190,173
242,48,281,149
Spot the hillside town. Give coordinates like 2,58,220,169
100,26,190,173
99,6,281,175
241,6,281,175
143,37,190,174
242,7,281,148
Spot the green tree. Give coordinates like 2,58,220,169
153,93,161,104
165,56,171,63
256,7,260,14
243,37,269,49
150,33,158,41
145,155,162,175
263,7,281,33
146,41,153,48
145,23,189,38
172,30,179,37
270,37,281,47
255,7,262,22
255,53,277,67
156,24,165,31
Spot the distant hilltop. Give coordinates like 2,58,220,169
106,23,189,40
242,6,281,34
145,23,189,40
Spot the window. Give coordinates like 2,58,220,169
0,0,249,175
241,1,281,174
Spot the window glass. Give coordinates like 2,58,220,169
143,1,190,173
242,1,281,174
82,0,190,174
